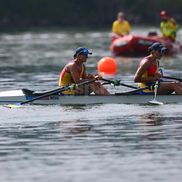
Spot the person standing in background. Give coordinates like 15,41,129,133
111,12,131,41
160,10,179,42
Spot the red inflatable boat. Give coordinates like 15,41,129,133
110,34,182,57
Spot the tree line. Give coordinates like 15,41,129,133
0,0,181,30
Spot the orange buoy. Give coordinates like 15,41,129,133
97,57,117,76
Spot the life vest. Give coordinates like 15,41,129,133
138,59,159,93
59,61,85,95
160,19,179,41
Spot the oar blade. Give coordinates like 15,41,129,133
3,103,22,109
148,99,163,105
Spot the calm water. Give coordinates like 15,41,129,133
0,27,182,182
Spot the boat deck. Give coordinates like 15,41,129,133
0,89,181,105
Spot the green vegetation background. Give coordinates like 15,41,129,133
0,0,181,30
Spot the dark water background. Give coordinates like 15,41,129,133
0,27,182,182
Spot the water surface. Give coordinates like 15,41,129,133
0,27,182,182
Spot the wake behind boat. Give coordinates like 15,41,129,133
0,89,181,105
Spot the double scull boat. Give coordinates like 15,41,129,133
0,89,181,105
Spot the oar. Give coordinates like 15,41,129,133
115,86,150,95
148,81,163,105
4,78,97,108
101,78,138,89
162,76,182,82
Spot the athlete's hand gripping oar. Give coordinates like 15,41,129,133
101,78,138,89
4,78,97,108
162,76,182,82
148,81,163,105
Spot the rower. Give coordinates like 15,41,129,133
59,47,110,95
134,42,182,95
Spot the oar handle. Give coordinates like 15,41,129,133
101,78,138,89
162,76,182,82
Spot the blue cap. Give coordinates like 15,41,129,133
73,47,92,58
148,42,167,54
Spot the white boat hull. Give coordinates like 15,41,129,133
0,89,182,105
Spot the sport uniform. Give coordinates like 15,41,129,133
59,61,85,95
138,58,159,94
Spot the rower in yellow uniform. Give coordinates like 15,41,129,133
59,47,110,95
112,12,131,41
160,10,179,42
134,42,182,95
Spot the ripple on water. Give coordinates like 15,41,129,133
0,29,182,182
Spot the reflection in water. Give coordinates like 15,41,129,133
1,105,182,182
60,119,92,137
62,105,94,111
137,112,166,141
140,112,162,126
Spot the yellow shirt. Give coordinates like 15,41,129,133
112,20,131,35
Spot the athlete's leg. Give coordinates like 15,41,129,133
158,82,182,95
89,82,110,95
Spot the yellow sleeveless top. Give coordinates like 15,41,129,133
58,62,85,95
138,61,159,93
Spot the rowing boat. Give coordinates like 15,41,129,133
0,89,181,105
110,34,182,57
